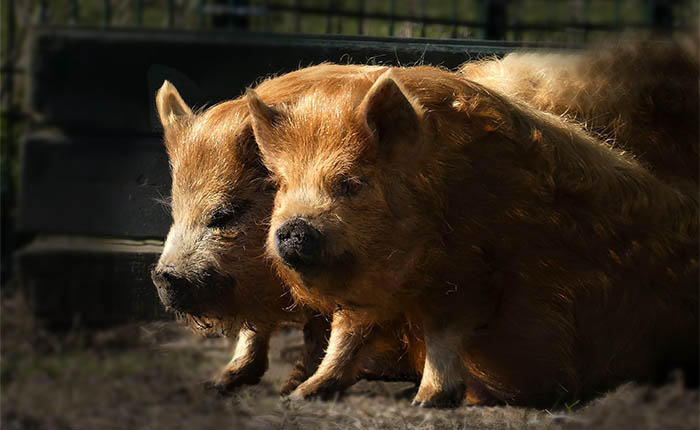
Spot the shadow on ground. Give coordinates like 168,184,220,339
2,293,698,430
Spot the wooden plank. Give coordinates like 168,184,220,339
18,135,171,237
15,236,170,328
30,28,519,136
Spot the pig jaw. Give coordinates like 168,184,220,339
152,224,238,319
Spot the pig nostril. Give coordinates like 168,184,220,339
151,267,182,289
161,271,176,283
275,217,323,270
276,227,291,242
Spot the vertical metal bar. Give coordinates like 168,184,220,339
583,0,590,41
104,0,111,26
650,0,673,30
3,0,17,279
337,0,342,33
485,0,506,40
135,0,143,26
263,0,271,31
6,0,15,116
388,0,395,36
38,0,48,24
420,0,426,37
167,0,175,28
70,0,80,24
198,0,206,28
326,0,333,33
451,0,458,38
513,0,521,41
645,0,654,24
358,0,365,35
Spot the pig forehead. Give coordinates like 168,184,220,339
275,141,361,184
283,92,363,141
172,114,251,167
170,169,252,217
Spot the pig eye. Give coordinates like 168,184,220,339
207,200,252,229
332,176,365,198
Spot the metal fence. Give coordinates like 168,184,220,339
25,0,699,40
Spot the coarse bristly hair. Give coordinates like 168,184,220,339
459,37,699,188
248,62,698,407
153,64,425,394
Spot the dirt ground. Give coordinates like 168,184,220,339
2,293,698,430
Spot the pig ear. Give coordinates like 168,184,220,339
246,89,283,154
156,80,192,129
357,72,421,153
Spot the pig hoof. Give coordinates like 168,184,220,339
203,366,264,396
287,389,306,401
280,377,304,396
412,384,465,408
291,378,347,401
202,379,237,396
280,361,308,396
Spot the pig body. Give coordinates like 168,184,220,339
460,39,699,186
249,65,699,407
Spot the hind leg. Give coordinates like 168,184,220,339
412,326,466,408
280,312,331,395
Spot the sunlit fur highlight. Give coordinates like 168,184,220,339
250,64,699,407
154,65,422,394
460,39,699,187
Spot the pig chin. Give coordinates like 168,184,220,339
153,268,238,318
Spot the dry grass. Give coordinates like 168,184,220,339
2,293,697,430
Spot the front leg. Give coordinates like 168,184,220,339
206,325,271,394
280,311,331,395
289,310,368,400
412,325,466,408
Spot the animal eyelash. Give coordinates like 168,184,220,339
260,175,281,191
208,200,252,229
332,176,365,198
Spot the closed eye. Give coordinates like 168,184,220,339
332,176,365,198
207,200,252,229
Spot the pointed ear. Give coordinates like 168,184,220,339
357,71,422,152
246,89,283,155
156,80,192,129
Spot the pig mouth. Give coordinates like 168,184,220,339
293,251,356,281
156,273,237,318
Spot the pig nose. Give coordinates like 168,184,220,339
151,266,193,310
275,217,322,271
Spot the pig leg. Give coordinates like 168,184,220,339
289,311,368,400
412,326,466,408
206,325,272,393
280,312,331,395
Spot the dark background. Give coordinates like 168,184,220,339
2,0,696,327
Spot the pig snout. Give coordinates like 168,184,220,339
274,217,323,271
151,266,195,311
